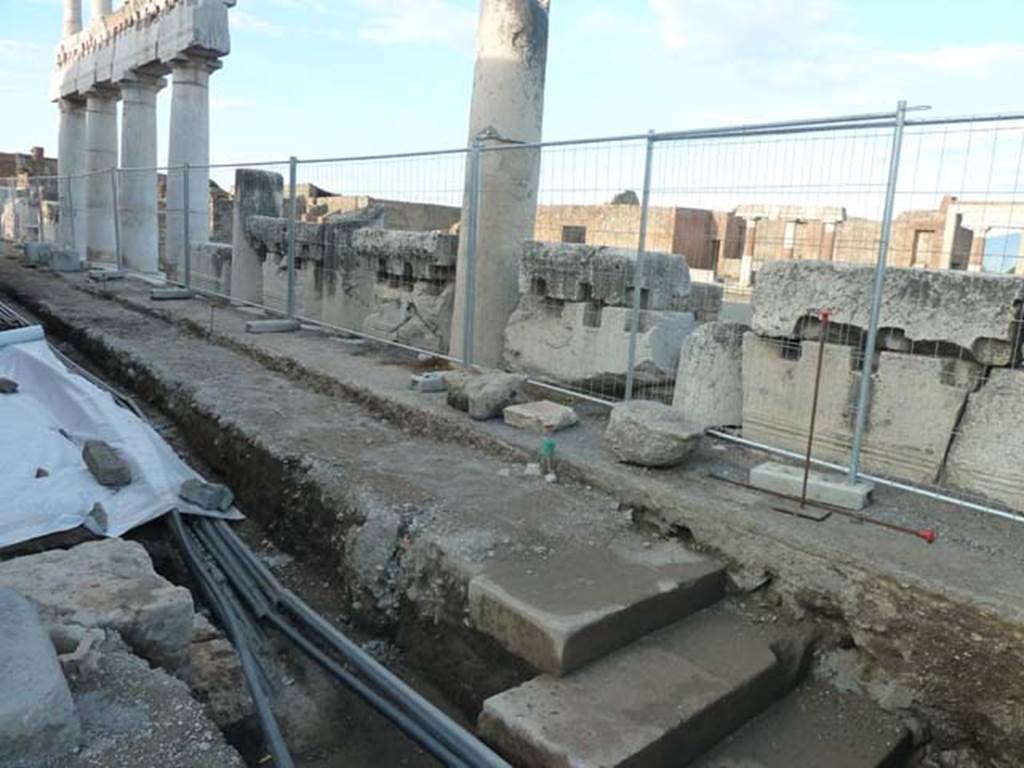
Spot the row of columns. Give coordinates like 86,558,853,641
56,0,214,276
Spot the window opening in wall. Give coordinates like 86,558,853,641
562,225,586,244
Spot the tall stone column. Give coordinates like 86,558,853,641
166,57,218,279
57,97,87,253
449,0,550,366
63,0,82,37
119,74,164,274
90,0,111,21
83,87,118,263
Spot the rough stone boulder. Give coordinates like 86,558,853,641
752,261,1024,365
0,589,80,764
446,370,528,420
671,322,747,429
0,539,194,673
605,401,703,467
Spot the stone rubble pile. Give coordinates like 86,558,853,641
0,538,247,766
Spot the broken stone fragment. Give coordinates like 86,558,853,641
503,400,579,434
0,377,18,394
605,401,703,467
35,467,49,478
87,501,109,533
446,370,528,420
82,439,132,487
179,478,235,512
410,372,448,393
0,589,80,762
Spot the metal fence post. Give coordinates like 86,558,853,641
848,100,908,483
623,130,656,401
462,138,483,366
110,169,122,269
286,155,298,318
182,163,191,287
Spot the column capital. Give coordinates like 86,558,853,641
58,95,87,111
170,54,224,77
83,82,120,100
119,71,168,94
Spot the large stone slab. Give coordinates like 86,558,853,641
605,400,703,467
742,334,981,483
468,540,724,674
672,321,747,429
945,369,1024,512
752,261,1024,366
0,589,79,763
692,681,910,768
478,609,783,768
0,539,194,673
505,296,696,391
520,240,692,310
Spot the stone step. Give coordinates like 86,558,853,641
468,540,725,675
692,680,911,768
478,607,787,768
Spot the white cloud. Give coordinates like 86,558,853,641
230,10,284,37
356,0,475,49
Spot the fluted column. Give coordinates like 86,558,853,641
63,0,83,37
57,97,87,254
83,87,118,263
166,56,219,278
120,74,164,274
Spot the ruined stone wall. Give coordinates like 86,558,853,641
503,240,719,393
744,260,1024,510
533,204,677,252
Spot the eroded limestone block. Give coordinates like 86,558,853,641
190,241,232,294
671,322,747,429
503,400,579,433
741,334,981,483
447,370,528,420
519,240,691,310
230,169,283,304
752,261,1024,365
0,589,80,762
504,296,695,391
945,369,1024,512
0,539,194,673
605,400,703,467
362,282,455,353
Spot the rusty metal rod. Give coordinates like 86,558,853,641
800,310,831,508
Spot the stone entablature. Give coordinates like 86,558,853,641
53,0,231,99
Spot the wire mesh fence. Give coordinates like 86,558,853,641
5,107,1024,519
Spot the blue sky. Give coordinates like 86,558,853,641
1,0,1023,165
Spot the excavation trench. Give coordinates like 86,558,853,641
4,266,1024,766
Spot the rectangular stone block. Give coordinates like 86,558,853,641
671,322,746,429
749,461,873,510
752,261,1024,366
503,400,578,433
945,369,1024,512
742,334,981,484
469,541,724,675
410,372,447,393
504,296,695,391
49,249,83,272
478,609,782,768
150,287,195,301
244,318,300,334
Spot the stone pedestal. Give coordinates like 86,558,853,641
449,0,550,366
83,88,118,263
119,75,164,274
166,57,217,279
229,169,283,304
57,97,86,254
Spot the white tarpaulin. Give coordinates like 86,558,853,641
0,327,235,548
